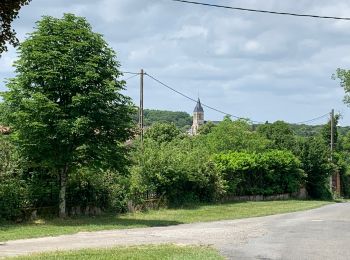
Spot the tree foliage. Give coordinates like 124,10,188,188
321,114,340,148
215,150,304,196
335,68,350,106
1,14,134,217
204,118,270,153
298,136,333,199
0,135,27,220
198,121,216,135
0,0,31,55
257,121,297,152
130,137,225,205
133,109,192,129
144,122,182,143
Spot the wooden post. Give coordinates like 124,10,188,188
330,109,334,192
139,69,144,143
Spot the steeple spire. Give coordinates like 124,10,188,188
193,98,204,113
191,98,204,135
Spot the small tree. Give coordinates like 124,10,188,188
1,14,134,217
299,136,333,199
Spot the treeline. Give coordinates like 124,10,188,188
128,118,350,207
132,109,192,130
1,13,350,222
133,108,350,138
2,106,350,220
4,116,348,220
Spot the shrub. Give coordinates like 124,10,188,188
67,167,129,213
130,137,226,206
0,136,28,220
298,136,333,199
214,150,305,196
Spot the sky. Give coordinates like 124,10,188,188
1,0,350,125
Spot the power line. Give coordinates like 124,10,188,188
145,72,263,123
123,74,139,81
121,70,332,126
293,113,329,125
121,71,141,75
170,0,350,21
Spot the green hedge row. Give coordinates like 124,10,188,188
214,150,305,196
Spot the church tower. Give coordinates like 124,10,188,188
191,98,204,135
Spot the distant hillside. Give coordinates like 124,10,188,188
134,109,350,136
134,109,192,129
289,124,350,137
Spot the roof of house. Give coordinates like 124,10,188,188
193,98,204,113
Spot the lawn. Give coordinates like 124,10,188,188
8,244,224,260
0,200,331,242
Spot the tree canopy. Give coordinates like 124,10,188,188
1,14,134,217
0,0,31,55
142,109,192,129
257,121,297,152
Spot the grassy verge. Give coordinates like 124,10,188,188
0,200,331,242
9,244,224,260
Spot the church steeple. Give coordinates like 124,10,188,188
193,98,204,113
191,98,204,135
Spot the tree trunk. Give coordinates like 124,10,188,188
59,166,68,218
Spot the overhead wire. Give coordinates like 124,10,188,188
121,71,141,75
145,72,263,123
293,113,329,125
170,0,350,21
122,70,331,125
122,74,139,81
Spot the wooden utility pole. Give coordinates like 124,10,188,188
330,108,334,160
330,109,334,192
139,69,144,143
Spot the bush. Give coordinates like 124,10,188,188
0,176,28,220
214,150,305,196
67,167,129,213
298,136,333,199
204,118,270,154
0,136,29,220
130,137,226,206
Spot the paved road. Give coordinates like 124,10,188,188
1,203,349,259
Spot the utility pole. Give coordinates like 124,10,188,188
330,108,334,160
139,69,144,143
330,108,334,192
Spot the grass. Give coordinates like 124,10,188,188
8,244,224,260
0,200,331,242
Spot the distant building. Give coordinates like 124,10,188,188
191,98,204,135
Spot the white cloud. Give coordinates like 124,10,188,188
173,25,208,39
1,0,350,124
244,40,262,52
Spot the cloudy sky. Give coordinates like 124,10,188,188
1,0,350,125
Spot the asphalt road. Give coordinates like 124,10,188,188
1,203,349,259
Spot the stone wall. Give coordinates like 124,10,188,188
223,187,308,202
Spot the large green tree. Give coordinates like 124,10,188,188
1,14,134,217
0,0,31,55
